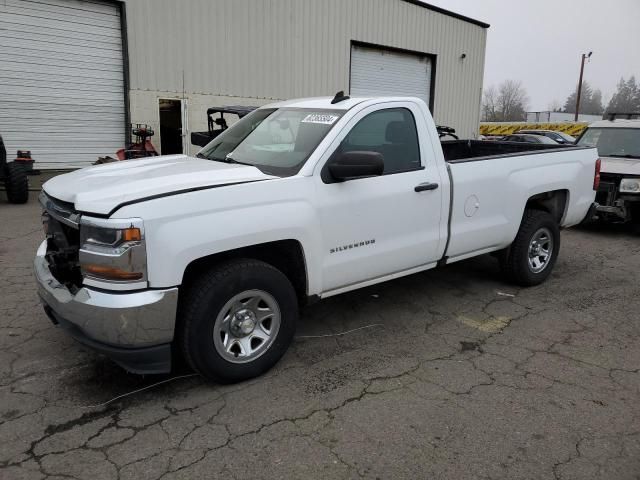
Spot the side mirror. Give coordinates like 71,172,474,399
328,151,384,181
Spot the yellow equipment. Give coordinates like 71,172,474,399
480,122,589,137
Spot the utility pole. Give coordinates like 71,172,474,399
574,51,593,121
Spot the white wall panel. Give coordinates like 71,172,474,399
124,0,487,139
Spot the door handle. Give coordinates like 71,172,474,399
414,182,439,192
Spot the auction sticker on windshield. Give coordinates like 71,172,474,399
301,113,340,125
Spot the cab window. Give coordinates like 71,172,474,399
335,108,421,174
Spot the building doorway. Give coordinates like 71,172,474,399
159,99,184,155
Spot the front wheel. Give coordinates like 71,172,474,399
179,259,298,383
499,209,560,286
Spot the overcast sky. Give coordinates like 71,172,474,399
426,0,640,111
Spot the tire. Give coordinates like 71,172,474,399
499,209,560,287
630,204,640,231
4,162,29,204
179,259,298,383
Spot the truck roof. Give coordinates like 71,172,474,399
588,119,640,129
263,96,426,111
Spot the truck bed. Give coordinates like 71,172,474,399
441,140,589,162
443,141,598,263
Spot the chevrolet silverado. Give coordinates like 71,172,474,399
35,94,599,382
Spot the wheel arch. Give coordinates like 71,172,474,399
524,189,569,224
180,239,309,304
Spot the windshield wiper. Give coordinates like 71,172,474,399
197,150,255,166
223,156,245,165
205,155,252,166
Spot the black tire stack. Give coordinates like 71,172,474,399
4,162,29,204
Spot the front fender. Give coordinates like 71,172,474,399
114,177,324,293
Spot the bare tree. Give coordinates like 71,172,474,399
547,99,562,112
482,85,498,121
482,80,529,121
498,80,529,121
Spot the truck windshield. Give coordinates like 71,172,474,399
198,108,344,176
577,128,640,159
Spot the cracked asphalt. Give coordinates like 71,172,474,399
1,199,639,480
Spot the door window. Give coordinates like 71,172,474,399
336,108,421,174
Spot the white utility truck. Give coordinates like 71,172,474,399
35,94,599,382
576,112,640,223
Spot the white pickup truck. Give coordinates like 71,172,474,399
35,94,599,382
576,113,640,223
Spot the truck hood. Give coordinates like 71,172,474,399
43,155,276,215
600,156,640,176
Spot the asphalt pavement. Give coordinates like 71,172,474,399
1,199,639,479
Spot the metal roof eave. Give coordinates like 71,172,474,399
400,0,490,28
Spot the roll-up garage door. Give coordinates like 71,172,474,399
0,0,125,168
350,44,432,107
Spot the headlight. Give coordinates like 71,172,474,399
620,178,640,194
79,217,147,287
81,225,142,251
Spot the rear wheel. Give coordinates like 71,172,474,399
500,209,560,286
179,259,297,383
4,162,28,204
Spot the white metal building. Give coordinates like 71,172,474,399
526,111,602,123
0,0,488,168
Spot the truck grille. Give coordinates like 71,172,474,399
40,192,83,290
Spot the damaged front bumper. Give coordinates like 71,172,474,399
595,196,640,222
34,240,178,374
596,202,627,221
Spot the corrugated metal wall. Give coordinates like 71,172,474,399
0,0,125,168
124,0,487,141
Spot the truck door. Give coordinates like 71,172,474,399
314,102,445,293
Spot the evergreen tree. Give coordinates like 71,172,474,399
606,76,639,114
563,82,603,115
589,89,604,115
